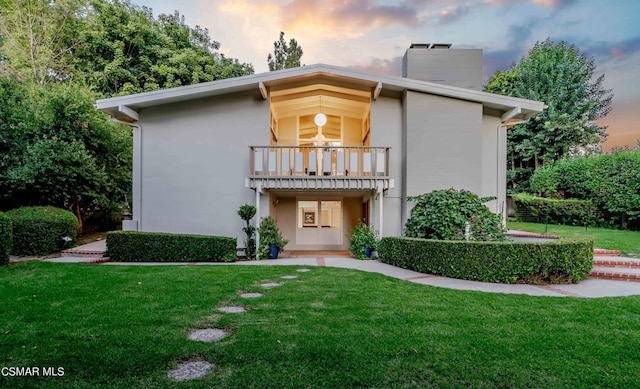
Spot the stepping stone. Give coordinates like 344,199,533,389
297,268,311,273
188,328,229,342
281,275,298,279
240,292,263,298
218,306,246,313
261,282,281,288
167,361,213,381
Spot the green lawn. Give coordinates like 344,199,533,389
1,262,640,388
508,221,640,257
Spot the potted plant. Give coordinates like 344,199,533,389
258,216,288,259
350,221,378,260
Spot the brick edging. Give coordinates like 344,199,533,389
83,258,110,264
593,259,640,268
62,250,106,257
589,271,640,282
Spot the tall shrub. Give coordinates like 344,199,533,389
350,221,378,260
404,188,506,241
6,206,78,256
257,216,288,259
530,148,640,229
0,212,12,265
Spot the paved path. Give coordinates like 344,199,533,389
100,256,640,298
39,240,640,298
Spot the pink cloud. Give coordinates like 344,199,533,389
349,56,404,76
280,0,421,39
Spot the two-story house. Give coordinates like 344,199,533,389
96,44,544,254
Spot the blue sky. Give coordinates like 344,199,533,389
133,0,640,150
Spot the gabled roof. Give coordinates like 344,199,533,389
95,63,544,124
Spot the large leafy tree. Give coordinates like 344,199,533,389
75,1,254,96
0,0,255,232
267,31,303,71
0,0,86,84
486,38,613,192
0,80,132,233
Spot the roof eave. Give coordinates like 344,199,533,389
95,63,545,119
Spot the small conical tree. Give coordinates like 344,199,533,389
237,204,256,259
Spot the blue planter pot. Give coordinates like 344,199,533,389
268,243,279,259
364,244,372,258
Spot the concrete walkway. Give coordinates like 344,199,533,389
40,240,640,298
102,257,640,298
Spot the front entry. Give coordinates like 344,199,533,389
296,200,342,246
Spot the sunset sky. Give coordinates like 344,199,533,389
132,0,640,151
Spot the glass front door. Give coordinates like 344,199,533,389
296,200,342,246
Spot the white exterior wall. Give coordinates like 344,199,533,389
404,91,483,196
370,95,403,237
137,90,268,243
480,115,507,219
403,91,485,219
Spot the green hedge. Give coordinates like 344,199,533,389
106,231,237,262
6,206,78,256
0,212,12,265
512,193,599,226
378,237,593,284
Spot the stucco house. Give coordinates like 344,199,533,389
96,44,544,255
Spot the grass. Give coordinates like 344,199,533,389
508,221,640,257
1,262,640,388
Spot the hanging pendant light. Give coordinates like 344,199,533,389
314,96,327,126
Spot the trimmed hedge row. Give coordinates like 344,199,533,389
106,231,237,262
378,237,593,284
6,206,78,256
512,193,599,226
0,212,12,265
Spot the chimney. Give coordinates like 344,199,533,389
402,43,483,91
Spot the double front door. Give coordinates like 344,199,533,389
296,200,342,246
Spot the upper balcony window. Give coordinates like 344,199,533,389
299,114,341,146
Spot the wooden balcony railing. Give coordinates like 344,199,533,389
250,146,390,177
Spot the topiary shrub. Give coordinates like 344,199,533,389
0,212,12,265
404,188,506,241
106,231,237,262
378,236,593,284
6,206,78,256
350,221,378,260
238,204,257,259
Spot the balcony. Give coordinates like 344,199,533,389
246,146,394,190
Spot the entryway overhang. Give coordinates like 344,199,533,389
245,176,394,191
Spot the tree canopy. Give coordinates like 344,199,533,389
485,38,613,192
74,1,254,96
267,31,303,71
0,0,254,96
0,0,256,232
